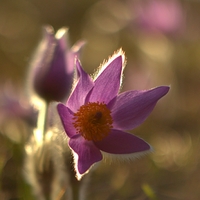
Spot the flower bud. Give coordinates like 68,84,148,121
30,26,84,102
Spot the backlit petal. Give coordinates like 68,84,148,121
89,56,123,103
69,135,103,175
112,86,169,130
94,129,151,154
57,103,76,138
67,59,94,112
32,27,74,102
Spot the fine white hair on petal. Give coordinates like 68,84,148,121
72,151,82,180
71,150,89,181
92,48,126,81
101,146,153,164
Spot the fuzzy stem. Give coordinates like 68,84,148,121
65,154,83,200
71,177,82,200
36,100,49,141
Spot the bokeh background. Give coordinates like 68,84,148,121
1,0,200,199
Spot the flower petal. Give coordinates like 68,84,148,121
69,135,103,175
57,103,76,138
89,56,123,104
112,86,170,130
67,59,94,112
94,129,151,154
56,27,75,75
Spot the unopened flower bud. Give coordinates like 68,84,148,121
29,26,84,102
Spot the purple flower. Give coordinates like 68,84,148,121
30,26,84,102
0,83,37,127
57,50,169,178
131,0,184,35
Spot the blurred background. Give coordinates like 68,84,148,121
1,0,200,199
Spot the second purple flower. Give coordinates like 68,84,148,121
30,26,84,102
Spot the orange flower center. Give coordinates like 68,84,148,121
73,102,113,141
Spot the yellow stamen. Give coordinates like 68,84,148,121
73,102,113,141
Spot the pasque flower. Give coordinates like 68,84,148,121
57,50,169,178
130,0,184,35
0,83,37,127
30,26,84,102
